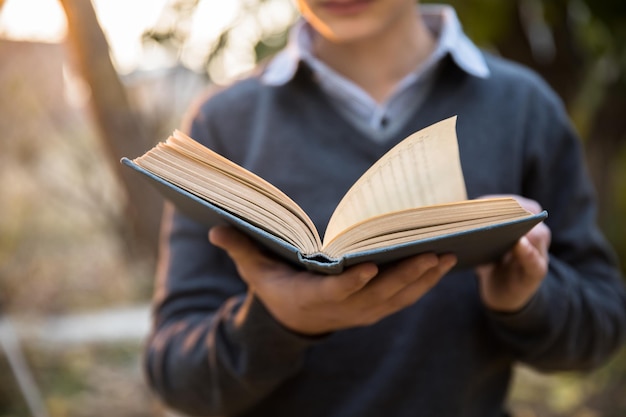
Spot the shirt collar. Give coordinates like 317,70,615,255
261,4,490,86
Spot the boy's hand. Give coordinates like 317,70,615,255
209,225,457,336
475,195,552,313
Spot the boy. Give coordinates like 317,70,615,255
144,1,626,416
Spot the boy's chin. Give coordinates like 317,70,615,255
315,19,387,45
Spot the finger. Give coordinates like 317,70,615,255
358,253,441,304
525,222,551,257
512,236,548,280
366,254,457,323
392,253,457,302
208,225,284,281
209,225,269,262
474,263,495,281
210,225,379,304
309,263,379,304
209,225,251,252
514,196,542,214
475,248,513,280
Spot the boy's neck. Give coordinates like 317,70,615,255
311,11,435,103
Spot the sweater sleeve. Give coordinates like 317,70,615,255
144,203,319,417
486,86,626,371
143,100,320,416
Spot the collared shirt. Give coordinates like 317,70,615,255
262,4,490,142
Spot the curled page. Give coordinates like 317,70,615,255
323,116,467,247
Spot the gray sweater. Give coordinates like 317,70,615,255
144,54,626,417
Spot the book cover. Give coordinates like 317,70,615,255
122,157,546,274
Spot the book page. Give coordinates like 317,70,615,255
168,131,316,232
323,198,528,257
323,116,467,247
134,131,323,254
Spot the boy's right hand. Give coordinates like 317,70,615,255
209,225,457,336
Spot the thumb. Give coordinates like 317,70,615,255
209,225,257,259
209,225,282,284
513,236,548,277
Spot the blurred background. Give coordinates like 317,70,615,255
0,0,624,416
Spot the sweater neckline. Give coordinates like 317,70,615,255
286,56,466,155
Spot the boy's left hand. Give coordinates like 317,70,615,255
475,195,552,313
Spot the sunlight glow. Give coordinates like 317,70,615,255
0,0,241,73
91,0,171,72
0,0,66,42
0,0,297,79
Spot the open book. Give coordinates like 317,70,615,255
122,116,546,274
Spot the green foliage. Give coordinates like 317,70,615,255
254,29,289,63
425,0,515,46
25,343,153,417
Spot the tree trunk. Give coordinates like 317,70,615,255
59,0,163,259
